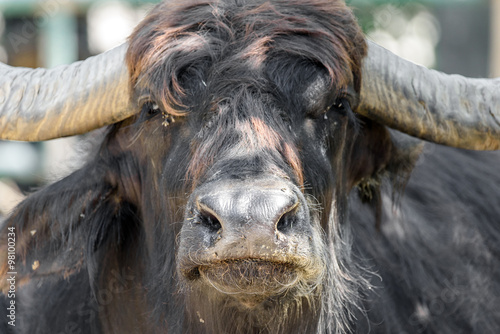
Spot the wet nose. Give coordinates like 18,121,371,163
193,180,301,235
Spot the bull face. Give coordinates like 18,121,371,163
131,59,354,293
119,1,377,327
117,8,414,334
125,74,373,332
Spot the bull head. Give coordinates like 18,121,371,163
1,0,499,333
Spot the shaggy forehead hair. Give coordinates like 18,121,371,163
126,0,366,113
125,0,366,190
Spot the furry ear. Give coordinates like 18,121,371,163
347,118,394,190
347,117,423,227
0,166,109,291
0,141,140,293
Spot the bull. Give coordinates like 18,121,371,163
1,0,500,333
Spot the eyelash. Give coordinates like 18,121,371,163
139,99,159,114
331,97,350,113
322,96,350,116
140,101,176,127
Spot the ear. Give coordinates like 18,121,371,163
346,117,423,227
0,135,139,292
347,118,394,190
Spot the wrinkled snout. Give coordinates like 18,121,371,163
177,177,324,307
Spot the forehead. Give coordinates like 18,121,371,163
126,0,364,114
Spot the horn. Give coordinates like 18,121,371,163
0,43,135,141
359,40,500,150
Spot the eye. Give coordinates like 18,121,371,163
330,97,350,115
141,101,161,117
316,97,351,121
307,95,353,120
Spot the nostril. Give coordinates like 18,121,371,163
198,210,222,232
276,205,299,232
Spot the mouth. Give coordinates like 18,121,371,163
183,259,301,307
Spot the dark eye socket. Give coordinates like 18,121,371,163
136,101,163,125
330,97,350,115
141,101,161,117
307,94,353,120
310,97,351,119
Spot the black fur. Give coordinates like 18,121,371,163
352,145,500,334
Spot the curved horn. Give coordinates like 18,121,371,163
0,43,135,141
359,40,500,150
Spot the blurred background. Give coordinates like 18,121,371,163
0,0,498,220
